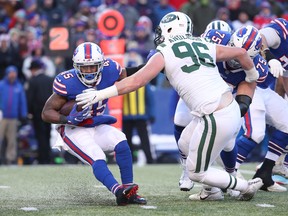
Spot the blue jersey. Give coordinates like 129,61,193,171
53,58,121,116
204,29,269,92
265,18,288,70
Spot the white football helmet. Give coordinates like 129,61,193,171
72,42,104,86
205,20,232,33
229,25,262,58
154,12,193,46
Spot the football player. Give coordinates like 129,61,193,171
76,12,263,201
249,18,288,188
41,42,147,206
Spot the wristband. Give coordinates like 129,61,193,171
98,85,118,100
59,115,68,124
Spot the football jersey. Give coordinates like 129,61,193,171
204,29,269,92
53,58,121,116
264,18,288,70
156,35,230,116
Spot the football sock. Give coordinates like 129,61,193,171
115,140,133,184
236,135,257,168
221,144,237,173
92,160,119,192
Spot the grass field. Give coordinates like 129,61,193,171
0,163,287,216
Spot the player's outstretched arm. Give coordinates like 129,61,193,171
76,53,164,108
216,45,259,82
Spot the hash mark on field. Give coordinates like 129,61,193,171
0,185,10,189
256,204,275,208
93,185,106,188
20,207,38,211
141,205,157,209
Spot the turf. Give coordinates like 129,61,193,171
0,163,287,216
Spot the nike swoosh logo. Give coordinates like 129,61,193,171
200,196,209,200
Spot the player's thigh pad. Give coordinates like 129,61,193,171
187,100,241,173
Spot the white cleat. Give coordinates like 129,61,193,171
266,182,287,192
179,178,194,191
272,164,288,178
189,186,224,201
179,159,194,191
238,178,263,201
227,189,241,197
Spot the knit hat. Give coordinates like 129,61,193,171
5,65,18,75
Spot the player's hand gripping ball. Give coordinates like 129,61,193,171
59,100,82,116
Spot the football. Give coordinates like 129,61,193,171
59,100,82,116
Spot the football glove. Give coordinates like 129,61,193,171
66,104,91,125
78,115,117,127
268,59,284,78
76,86,118,109
244,67,259,83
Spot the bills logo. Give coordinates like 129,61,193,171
73,47,79,57
237,27,262,51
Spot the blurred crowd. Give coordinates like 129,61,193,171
0,0,287,83
0,0,287,165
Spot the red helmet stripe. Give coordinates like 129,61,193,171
84,43,92,59
243,29,257,50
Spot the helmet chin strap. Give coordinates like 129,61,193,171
76,70,102,87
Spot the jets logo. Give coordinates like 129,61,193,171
161,14,177,23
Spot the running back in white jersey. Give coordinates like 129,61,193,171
157,36,231,116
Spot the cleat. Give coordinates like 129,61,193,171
179,160,194,191
272,175,288,185
238,178,263,201
272,164,288,178
189,186,224,201
128,194,147,205
227,189,240,197
265,182,287,192
179,178,194,192
116,184,138,206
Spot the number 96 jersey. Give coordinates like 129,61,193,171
157,36,230,116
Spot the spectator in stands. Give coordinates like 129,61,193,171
114,0,140,39
22,44,56,80
37,0,64,27
0,34,18,80
232,10,254,30
180,0,198,22
135,0,155,26
26,58,54,164
153,0,175,30
0,65,28,165
129,16,155,61
191,0,216,36
253,1,277,29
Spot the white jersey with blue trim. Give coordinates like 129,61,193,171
53,58,121,116
156,35,230,116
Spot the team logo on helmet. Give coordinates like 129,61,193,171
161,14,177,24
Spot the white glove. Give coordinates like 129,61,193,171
244,67,259,83
0,110,2,121
76,89,100,109
268,59,284,78
76,86,118,109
